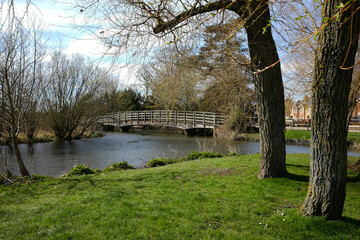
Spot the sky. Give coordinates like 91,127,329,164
11,0,140,87
9,0,315,97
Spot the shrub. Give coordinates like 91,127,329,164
147,158,168,167
67,164,95,176
104,161,135,171
187,151,223,160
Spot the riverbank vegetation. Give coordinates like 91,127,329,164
1,154,359,239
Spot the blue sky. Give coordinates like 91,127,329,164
23,0,106,57
9,0,140,87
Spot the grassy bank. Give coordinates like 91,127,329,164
242,130,360,146
1,154,359,239
1,130,105,145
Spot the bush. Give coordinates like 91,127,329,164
104,161,135,171
147,158,170,167
187,151,223,160
67,164,95,176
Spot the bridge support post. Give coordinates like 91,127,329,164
184,129,196,136
119,126,131,132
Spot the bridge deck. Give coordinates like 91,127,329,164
98,110,226,130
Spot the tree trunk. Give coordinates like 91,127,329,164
242,1,286,178
153,0,286,178
10,122,30,177
301,0,360,220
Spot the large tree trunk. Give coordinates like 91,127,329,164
301,0,360,220
242,1,286,178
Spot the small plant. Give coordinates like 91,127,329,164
187,151,223,160
147,158,167,167
67,164,95,176
147,158,168,167
104,161,135,171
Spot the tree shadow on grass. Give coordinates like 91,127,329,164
347,175,360,183
285,172,309,183
341,216,360,227
286,163,310,170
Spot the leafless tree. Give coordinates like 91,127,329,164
139,47,202,111
43,52,109,141
0,2,47,176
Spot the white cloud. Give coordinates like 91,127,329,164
65,35,107,56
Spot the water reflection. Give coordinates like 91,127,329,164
3,131,360,177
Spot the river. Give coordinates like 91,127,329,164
2,131,360,177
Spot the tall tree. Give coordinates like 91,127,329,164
103,88,143,112
301,0,360,220
43,52,106,141
74,0,287,178
195,21,254,129
0,4,46,176
139,47,202,111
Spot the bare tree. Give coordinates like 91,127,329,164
0,3,47,176
43,52,108,141
139,47,202,111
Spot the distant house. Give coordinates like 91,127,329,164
351,101,360,118
289,98,360,120
290,99,312,120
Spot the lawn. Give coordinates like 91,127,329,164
1,154,359,239
244,130,360,144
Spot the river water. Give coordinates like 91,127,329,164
2,131,360,176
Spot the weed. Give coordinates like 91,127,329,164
67,164,95,176
104,161,135,171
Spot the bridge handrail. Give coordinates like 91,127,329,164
98,110,226,127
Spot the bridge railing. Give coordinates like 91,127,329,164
98,110,226,128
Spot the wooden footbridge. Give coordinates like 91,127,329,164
98,110,226,135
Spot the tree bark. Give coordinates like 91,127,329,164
11,122,30,177
243,1,286,178
301,0,360,220
154,0,286,178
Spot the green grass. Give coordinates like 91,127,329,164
1,154,359,239
285,130,311,140
347,132,360,144
244,130,360,144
